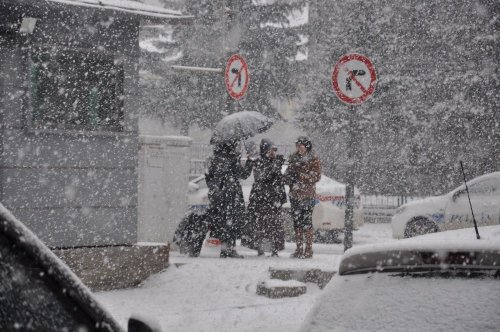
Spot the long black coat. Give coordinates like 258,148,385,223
205,148,252,243
245,155,287,251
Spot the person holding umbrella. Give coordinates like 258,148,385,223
284,136,322,259
206,111,274,258
205,140,253,258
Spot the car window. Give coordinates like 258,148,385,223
0,232,107,331
468,178,500,195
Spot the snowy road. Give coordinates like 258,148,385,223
95,223,395,332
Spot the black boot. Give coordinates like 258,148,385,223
221,249,243,258
220,242,244,258
291,228,303,258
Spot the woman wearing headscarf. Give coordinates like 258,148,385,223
246,139,287,257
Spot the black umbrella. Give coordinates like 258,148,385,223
210,111,274,144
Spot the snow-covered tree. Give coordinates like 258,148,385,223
299,0,499,196
237,0,307,118
138,0,227,134
138,0,308,134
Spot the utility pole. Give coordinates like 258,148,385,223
343,106,358,251
221,0,226,57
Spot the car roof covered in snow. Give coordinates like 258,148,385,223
339,225,500,275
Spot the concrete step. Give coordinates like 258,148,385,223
53,244,169,291
256,279,307,298
269,268,336,289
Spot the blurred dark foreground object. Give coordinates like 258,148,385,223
173,212,209,257
0,202,161,332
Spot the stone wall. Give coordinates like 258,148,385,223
54,244,169,292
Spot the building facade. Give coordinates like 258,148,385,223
0,0,190,248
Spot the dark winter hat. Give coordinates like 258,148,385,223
295,136,312,151
260,138,276,156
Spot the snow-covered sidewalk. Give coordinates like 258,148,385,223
95,223,395,332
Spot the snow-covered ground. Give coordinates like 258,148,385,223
95,223,395,332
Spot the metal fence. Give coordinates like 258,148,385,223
361,195,423,223
190,142,211,178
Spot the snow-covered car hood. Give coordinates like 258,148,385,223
316,176,360,196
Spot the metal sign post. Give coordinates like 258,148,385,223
331,53,377,252
343,106,357,250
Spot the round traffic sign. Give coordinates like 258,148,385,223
332,53,377,105
225,54,249,100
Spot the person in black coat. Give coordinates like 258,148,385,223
205,140,253,258
246,139,287,257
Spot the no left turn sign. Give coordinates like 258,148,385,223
332,53,377,105
225,54,249,100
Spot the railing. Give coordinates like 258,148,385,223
189,142,211,179
190,159,209,179
191,142,212,161
361,195,424,223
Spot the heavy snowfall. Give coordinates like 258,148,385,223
0,0,499,331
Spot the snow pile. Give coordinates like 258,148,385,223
96,239,346,331
260,279,307,288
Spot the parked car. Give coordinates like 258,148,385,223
300,226,500,331
392,171,500,238
187,165,364,243
0,203,159,332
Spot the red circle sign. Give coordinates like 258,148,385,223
332,53,377,105
225,54,249,100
